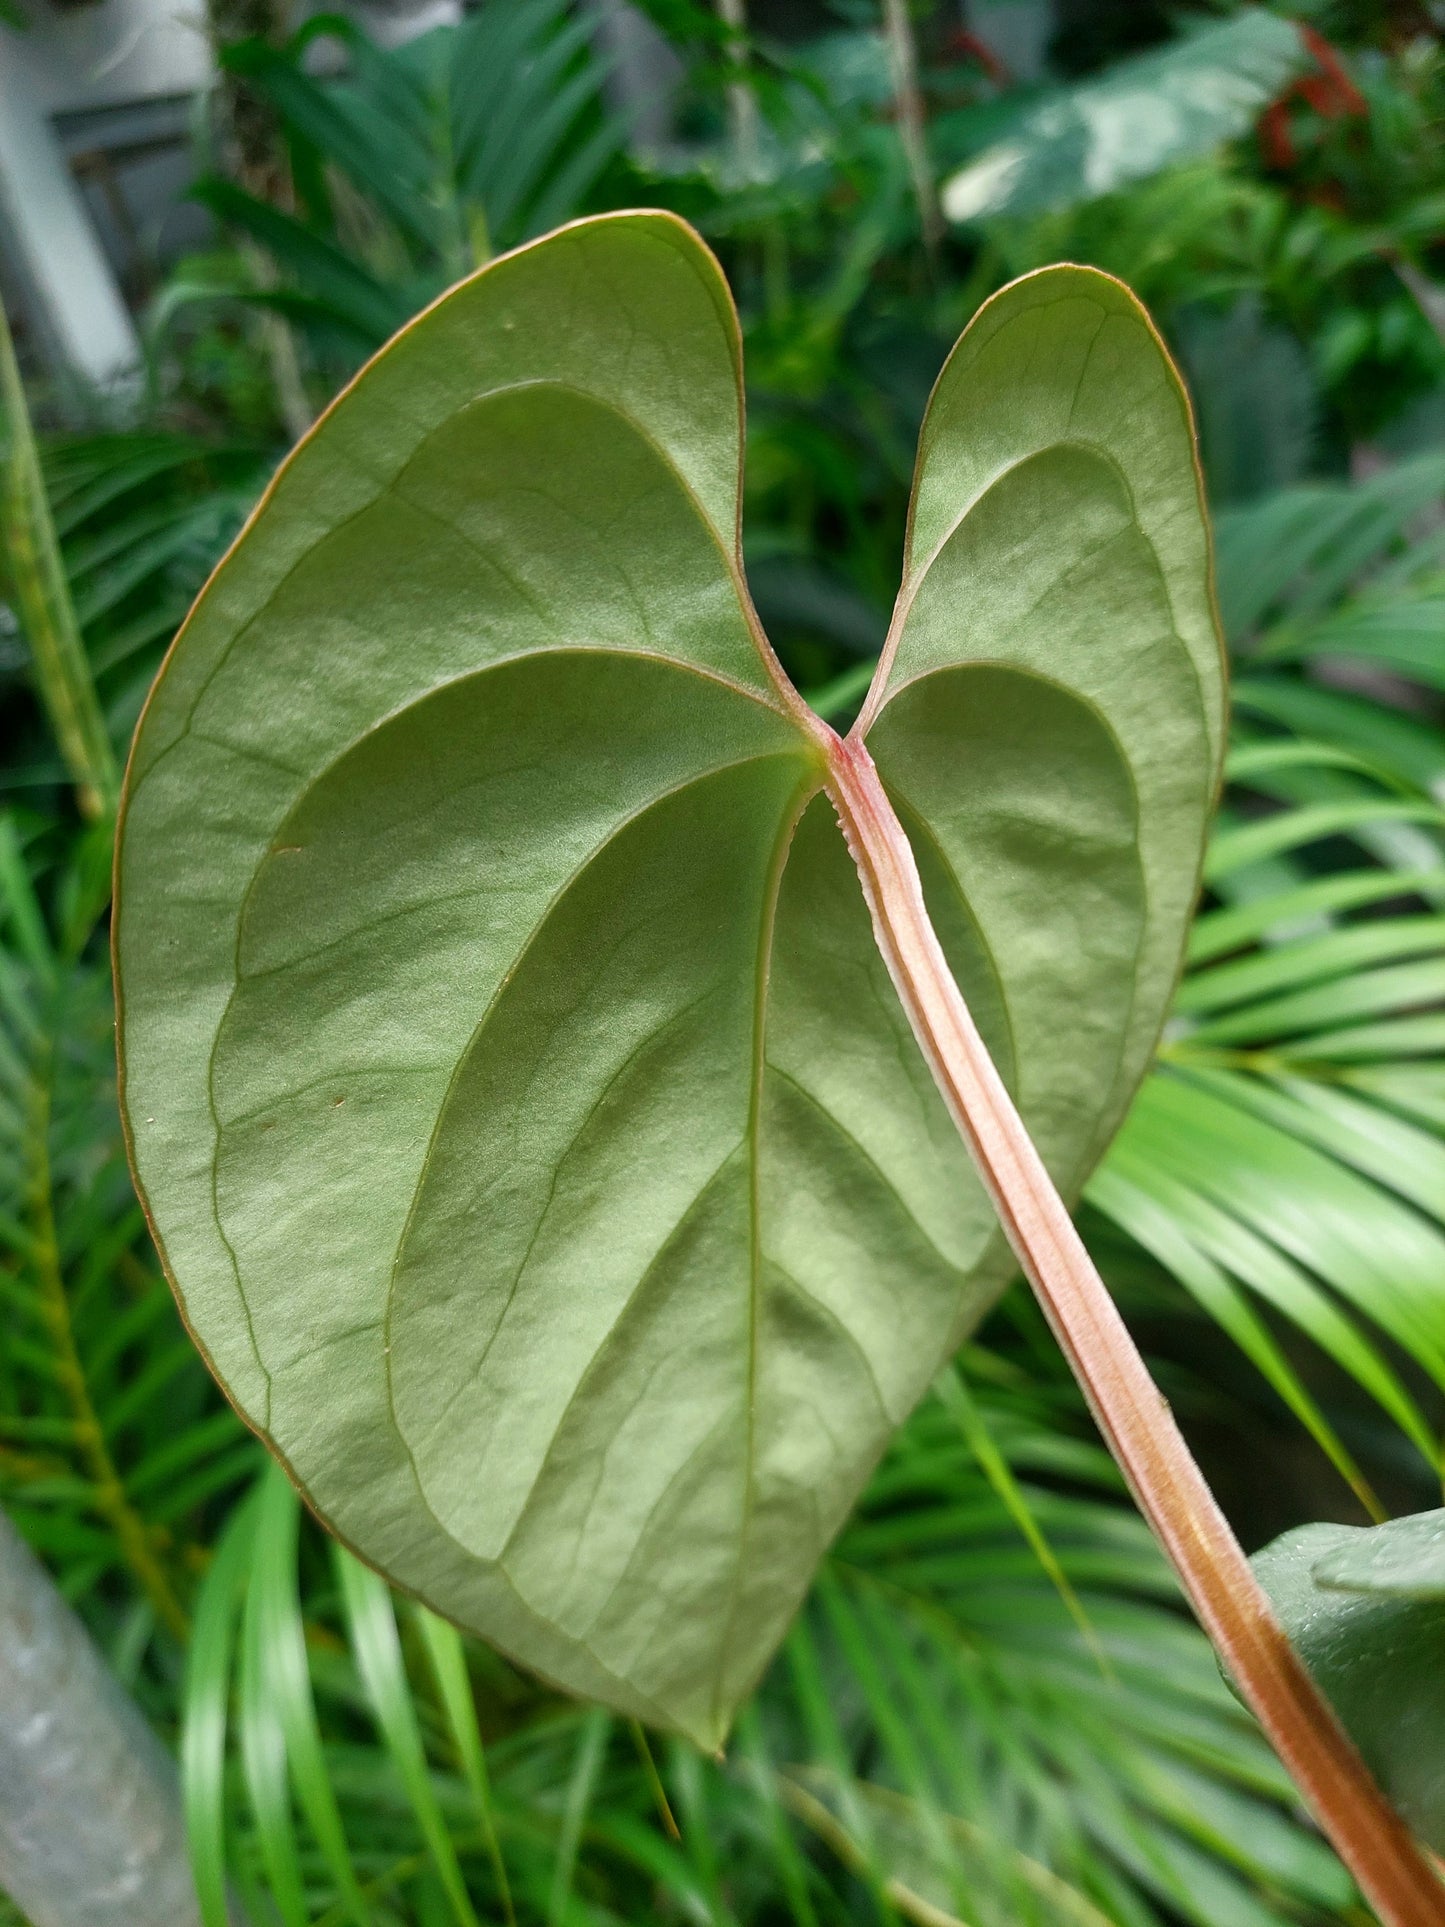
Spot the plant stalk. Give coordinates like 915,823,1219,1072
0,295,119,822
714,0,760,178
824,730,1445,1927
242,243,313,445
879,0,941,255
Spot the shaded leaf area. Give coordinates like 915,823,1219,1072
80,0,1440,719
182,1358,1352,1927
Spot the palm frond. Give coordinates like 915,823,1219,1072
1212,450,1445,639
206,0,629,372
0,818,255,1675
0,297,117,820
769,1372,1353,1927
0,428,264,800
180,1358,1356,1926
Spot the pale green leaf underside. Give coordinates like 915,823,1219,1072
115,212,1222,1744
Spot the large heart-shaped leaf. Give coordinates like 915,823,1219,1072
115,211,1222,1746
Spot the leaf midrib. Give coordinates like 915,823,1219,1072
370,751,820,1568
708,775,820,1735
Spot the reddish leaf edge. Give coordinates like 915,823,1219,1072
822,725,1445,1927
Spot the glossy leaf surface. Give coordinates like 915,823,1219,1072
1253,1520,1445,1850
115,212,1222,1745
940,10,1305,224
1313,1510,1445,1600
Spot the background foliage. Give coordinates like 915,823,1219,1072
2,1,1443,1921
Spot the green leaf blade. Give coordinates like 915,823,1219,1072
864,263,1225,1165
118,220,1221,1743
1252,1519,1445,1853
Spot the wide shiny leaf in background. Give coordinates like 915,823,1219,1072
1253,1517,1445,1851
115,212,1222,1745
940,9,1305,224
1313,1509,1445,1599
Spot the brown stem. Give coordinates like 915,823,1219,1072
824,730,1445,1926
